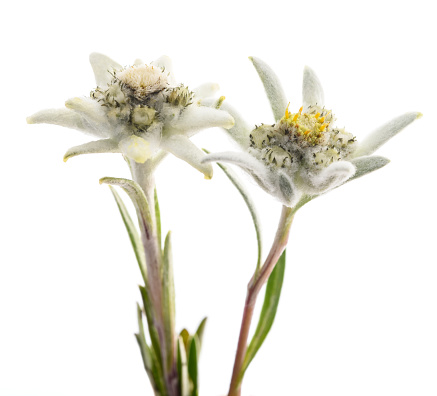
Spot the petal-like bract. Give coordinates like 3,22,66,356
170,105,234,137
352,112,422,158
302,66,325,111
161,135,213,179
250,56,288,122
89,53,122,87
64,138,120,162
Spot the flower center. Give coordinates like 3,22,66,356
249,105,356,171
115,65,168,99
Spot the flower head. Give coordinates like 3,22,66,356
27,53,234,178
202,57,421,206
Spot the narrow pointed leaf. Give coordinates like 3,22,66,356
187,335,199,396
135,304,166,394
139,285,163,370
109,186,147,282
249,56,288,122
179,328,190,354
240,250,287,382
154,188,162,251
194,317,207,356
162,231,176,372
99,177,154,236
204,149,262,272
177,337,190,396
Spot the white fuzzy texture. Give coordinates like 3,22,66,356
119,135,152,163
250,56,288,122
170,105,234,137
298,161,356,195
302,66,325,112
161,134,213,179
151,55,176,85
89,53,121,87
193,83,220,99
64,138,120,161
65,97,111,135
352,112,422,158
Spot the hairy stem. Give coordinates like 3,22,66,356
131,161,177,396
228,205,294,396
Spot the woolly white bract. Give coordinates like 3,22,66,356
202,57,421,206
27,53,234,179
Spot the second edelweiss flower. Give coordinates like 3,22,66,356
27,53,234,178
202,57,421,205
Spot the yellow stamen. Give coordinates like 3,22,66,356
314,112,320,119
319,116,325,123
299,106,303,114
292,113,299,122
304,129,310,135
285,102,290,118
319,124,327,131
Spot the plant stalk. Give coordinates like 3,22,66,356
131,162,177,396
228,205,295,396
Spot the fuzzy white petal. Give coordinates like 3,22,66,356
348,156,390,182
299,161,355,194
26,108,100,136
193,83,220,99
170,105,234,137
202,151,273,189
133,58,143,66
89,53,121,87
119,136,153,164
161,135,213,179
277,171,302,207
302,66,325,111
151,55,176,85
200,99,252,149
63,138,120,162
352,112,422,158
249,56,288,122
65,97,111,136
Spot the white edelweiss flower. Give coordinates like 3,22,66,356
27,53,234,179
201,57,422,207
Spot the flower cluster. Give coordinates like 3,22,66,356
27,53,234,178
202,57,421,206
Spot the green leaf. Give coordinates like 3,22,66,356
179,328,190,354
154,188,162,251
194,317,207,356
187,335,199,396
162,231,176,372
108,186,147,283
139,285,163,371
177,336,190,396
135,304,166,396
100,177,154,237
203,149,263,273
249,56,288,122
240,250,287,382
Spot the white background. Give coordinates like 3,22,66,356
1,0,436,395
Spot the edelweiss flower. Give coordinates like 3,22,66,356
27,53,234,178
202,57,421,205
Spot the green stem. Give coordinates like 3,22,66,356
228,205,295,396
